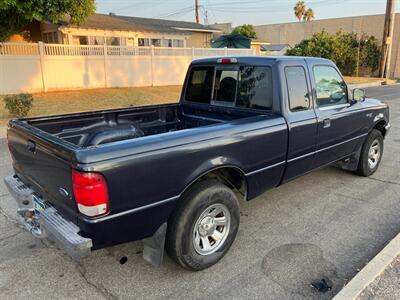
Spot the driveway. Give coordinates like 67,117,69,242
0,85,399,300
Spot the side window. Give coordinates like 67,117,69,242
213,69,238,103
313,66,348,107
237,66,273,110
185,67,214,104
285,66,310,111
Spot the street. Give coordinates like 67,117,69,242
0,84,399,300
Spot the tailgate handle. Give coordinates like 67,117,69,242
27,140,36,153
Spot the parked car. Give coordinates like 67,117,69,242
5,56,390,271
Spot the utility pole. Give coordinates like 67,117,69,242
385,0,396,78
379,0,396,78
195,0,199,24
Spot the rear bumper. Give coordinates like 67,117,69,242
4,175,92,260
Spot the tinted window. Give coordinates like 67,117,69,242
213,70,238,103
185,65,273,110
285,66,310,111
185,67,214,103
237,66,273,110
313,66,348,107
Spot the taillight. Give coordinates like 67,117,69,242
72,170,109,217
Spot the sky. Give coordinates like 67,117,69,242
95,0,400,26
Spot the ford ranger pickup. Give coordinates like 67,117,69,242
4,56,390,270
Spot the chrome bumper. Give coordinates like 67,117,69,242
4,175,92,260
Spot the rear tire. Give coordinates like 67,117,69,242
356,129,384,176
166,180,240,271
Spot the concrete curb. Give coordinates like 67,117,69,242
348,81,398,90
333,232,400,300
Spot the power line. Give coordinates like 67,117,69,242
155,6,194,19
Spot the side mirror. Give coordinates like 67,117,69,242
352,88,366,102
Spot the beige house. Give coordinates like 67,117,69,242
9,13,221,48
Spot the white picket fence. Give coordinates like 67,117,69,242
0,42,255,94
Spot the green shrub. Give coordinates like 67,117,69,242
286,30,381,76
3,93,33,117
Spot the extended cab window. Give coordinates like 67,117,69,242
237,66,273,110
285,66,310,111
185,67,214,104
313,66,348,107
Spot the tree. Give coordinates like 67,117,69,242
286,30,381,76
231,24,257,39
0,0,96,42
303,8,315,21
293,1,306,22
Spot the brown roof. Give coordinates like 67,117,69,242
61,13,221,34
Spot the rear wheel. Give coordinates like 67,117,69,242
166,180,240,271
356,129,384,176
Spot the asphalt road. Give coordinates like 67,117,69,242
0,84,399,300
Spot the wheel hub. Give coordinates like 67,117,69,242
367,139,381,169
199,216,216,236
192,203,231,255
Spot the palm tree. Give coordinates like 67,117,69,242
303,8,315,22
293,1,306,22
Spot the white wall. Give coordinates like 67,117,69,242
0,43,255,94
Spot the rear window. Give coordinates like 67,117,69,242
185,65,273,110
185,67,214,104
213,69,238,104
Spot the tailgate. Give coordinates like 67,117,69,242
7,122,78,223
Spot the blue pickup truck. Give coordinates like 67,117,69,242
5,56,390,270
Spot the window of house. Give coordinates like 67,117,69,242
151,39,161,47
79,36,88,45
313,66,348,107
89,36,105,45
72,35,88,45
163,39,173,47
173,39,184,48
138,38,150,47
106,37,120,46
285,66,310,111
43,32,59,44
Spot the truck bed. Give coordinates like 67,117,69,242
26,103,256,147
8,102,275,227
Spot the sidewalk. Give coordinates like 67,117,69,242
347,78,398,89
358,255,400,300
334,233,400,300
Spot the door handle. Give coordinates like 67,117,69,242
323,118,331,128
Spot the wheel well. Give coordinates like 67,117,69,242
374,120,387,138
188,167,247,201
